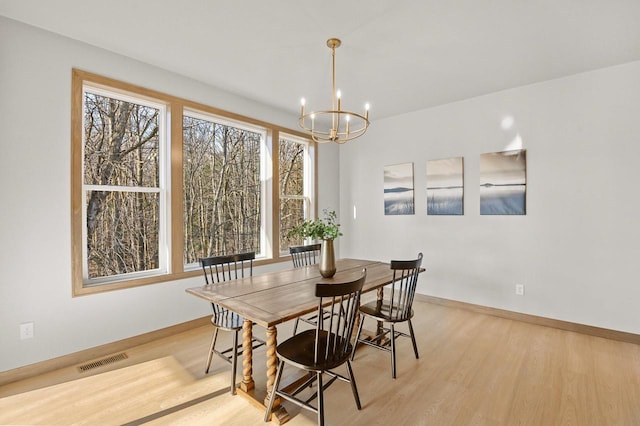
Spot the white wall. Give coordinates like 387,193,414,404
0,17,339,372
339,60,640,334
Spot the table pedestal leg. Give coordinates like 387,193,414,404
264,325,289,424
241,319,254,392
264,325,279,405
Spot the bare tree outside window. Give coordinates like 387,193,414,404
279,137,308,250
83,92,161,279
183,115,262,264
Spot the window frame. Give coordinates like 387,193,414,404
181,107,270,269
278,132,316,255
81,86,169,285
71,69,316,296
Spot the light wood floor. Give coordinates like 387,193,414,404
2,299,640,425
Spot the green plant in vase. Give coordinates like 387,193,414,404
287,209,342,241
288,209,342,277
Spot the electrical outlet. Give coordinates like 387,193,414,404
515,284,525,296
20,322,34,340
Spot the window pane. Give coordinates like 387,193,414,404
279,137,308,253
86,190,160,279
84,93,159,187
279,138,304,196
183,115,262,263
280,197,305,249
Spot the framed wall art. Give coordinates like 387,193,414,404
384,162,415,215
480,149,526,215
426,157,464,215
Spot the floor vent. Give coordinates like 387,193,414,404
77,352,128,372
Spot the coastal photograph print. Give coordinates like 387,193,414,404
426,157,464,215
384,162,415,215
479,149,526,215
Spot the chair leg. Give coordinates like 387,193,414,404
351,315,365,361
264,360,286,422
408,318,419,359
346,360,362,410
293,317,300,335
390,323,396,379
317,372,324,426
230,330,239,395
205,327,219,374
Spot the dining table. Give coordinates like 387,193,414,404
185,258,399,424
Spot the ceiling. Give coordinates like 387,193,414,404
2,1,640,121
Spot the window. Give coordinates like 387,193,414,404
71,70,315,295
82,88,167,284
182,111,266,265
279,134,315,252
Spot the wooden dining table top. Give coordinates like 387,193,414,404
186,258,394,328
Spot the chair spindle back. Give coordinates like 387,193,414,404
199,252,255,315
314,269,366,364
289,243,322,268
200,252,255,284
387,253,423,321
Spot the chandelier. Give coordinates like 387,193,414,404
299,38,370,144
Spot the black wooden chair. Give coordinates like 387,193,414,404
199,252,265,394
289,244,326,335
351,253,423,378
264,269,366,426
289,243,321,267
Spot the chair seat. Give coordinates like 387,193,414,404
277,329,353,371
211,310,244,331
359,300,414,323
